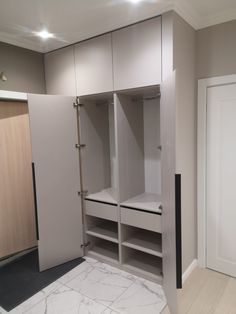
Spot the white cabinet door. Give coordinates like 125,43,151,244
161,72,178,314
112,17,162,91
44,46,77,96
207,83,236,278
28,94,83,271
75,34,113,96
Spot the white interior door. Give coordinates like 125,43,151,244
207,83,236,277
28,94,83,271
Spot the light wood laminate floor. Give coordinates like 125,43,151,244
162,267,236,314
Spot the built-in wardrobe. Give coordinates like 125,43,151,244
0,12,196,314
43,14,180,313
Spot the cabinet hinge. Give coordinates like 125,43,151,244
73,97,84,108
75,144,86,149
159,205,163,211
78,190,88,197
157,145,162,151
80,241,90,248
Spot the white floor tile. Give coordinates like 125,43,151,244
110,278,166,314
65,262,136,306
25,285,106,314
102,308,120,314
57,258,99,285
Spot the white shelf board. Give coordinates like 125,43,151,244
123,251,162,281
88,241,119,264
86,223,118,243
86,188,117,205
120,193,162,213
122,230,162,257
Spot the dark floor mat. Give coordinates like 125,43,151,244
0,250,85,312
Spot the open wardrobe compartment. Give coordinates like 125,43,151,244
0,11,198,314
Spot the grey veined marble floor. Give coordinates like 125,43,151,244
0,257,166,314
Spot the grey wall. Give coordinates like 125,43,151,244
0,42,45,93
197,19,236,79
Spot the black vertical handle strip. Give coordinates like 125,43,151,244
175,174,182,289
32,162,39,240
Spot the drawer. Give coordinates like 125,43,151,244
120,207,161,233
85,200,118,222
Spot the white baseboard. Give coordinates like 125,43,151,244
182,259,198,284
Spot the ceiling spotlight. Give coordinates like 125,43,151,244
129,0,143,3
35,29,54,40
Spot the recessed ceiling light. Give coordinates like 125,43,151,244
129,0,143,3
35,29,54,40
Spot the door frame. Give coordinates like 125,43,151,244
198,74,236,267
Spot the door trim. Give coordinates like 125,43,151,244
198,74,236,267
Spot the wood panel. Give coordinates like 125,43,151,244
0,101,37,258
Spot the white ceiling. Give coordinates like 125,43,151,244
0,0,236,53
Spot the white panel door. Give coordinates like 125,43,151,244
112,17,161,91
75,34,113,96
207,83,236,277
28,94,83,271
161,72,178,313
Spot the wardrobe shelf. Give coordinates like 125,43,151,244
122,230,162,257
120,193,162,213
86,222,118,243
86,188,117,205
87,240,119,264
123,250,162,282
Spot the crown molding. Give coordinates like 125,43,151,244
173,0,202,29
199,8,236,29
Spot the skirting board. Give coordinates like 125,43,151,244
182,259,198,284
0,247,37,268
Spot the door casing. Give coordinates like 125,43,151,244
198,74,236,267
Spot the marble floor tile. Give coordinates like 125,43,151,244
110,278,166,314
65,262,136,306
25,285,106,314
102,308,120,314
57,257,99,285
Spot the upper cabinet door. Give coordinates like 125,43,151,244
112,17,162,91
44,46,77,96
75,34,113,96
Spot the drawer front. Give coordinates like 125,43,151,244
85,200,118,222
121,207,161,233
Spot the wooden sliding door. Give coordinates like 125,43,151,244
0,101,37,259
